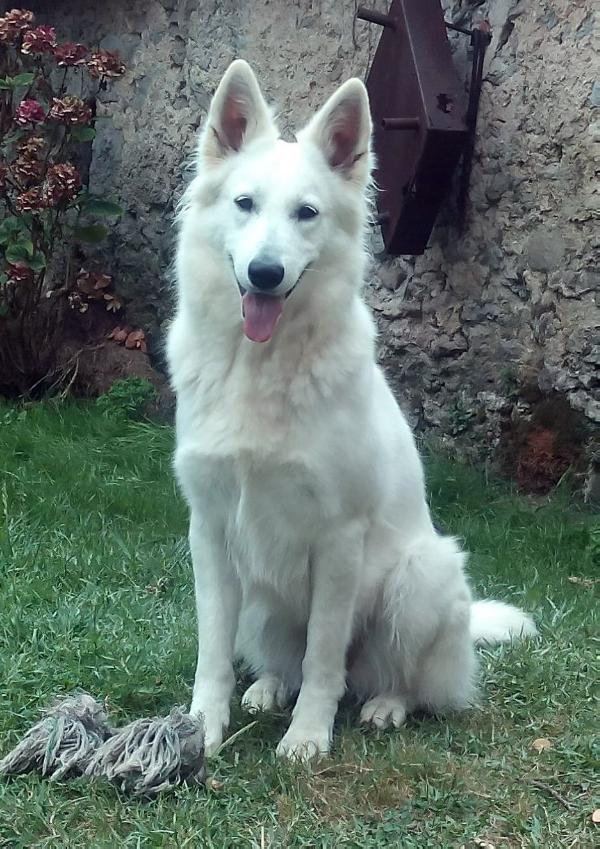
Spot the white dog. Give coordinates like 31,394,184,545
167,60,536,760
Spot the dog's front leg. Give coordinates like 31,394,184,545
189,510,241,754
276,519,364,761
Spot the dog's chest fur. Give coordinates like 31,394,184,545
173,347,334,604
172,319,379,616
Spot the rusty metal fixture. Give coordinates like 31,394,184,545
356,7,397,29
357,0,490,255
381,116,420,130
444,21,472,36
457,21,493,229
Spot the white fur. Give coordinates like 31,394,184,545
470,600,538,645
167,60,536,761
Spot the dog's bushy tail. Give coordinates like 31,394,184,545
470,599,537,646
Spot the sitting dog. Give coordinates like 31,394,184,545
167,60,536,760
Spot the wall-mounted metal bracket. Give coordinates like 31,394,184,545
357,0,492,255
456,21,492,230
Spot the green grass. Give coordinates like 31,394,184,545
0,400,597,848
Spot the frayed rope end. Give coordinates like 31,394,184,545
0,695,206,798
0,692,112,781
86,707,205,797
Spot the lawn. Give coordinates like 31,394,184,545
0,400,597,848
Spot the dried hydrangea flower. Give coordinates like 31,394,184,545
14,99,46,126
5,9,35,29
54,42,88,67
21,24,56,54
7,262,34,284
12,154,44,187
0,9,34,43
87,50,125,79
0,19,15,43
17,135,46,157
42,163,81,206
48,96,92,126
16,186,46,212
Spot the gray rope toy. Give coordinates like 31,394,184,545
0,692,206,798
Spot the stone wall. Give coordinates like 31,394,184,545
371,2,599,457
27,0,599,487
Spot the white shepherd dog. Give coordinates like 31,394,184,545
167,60,536,760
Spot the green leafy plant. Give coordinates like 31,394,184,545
96,377,157,420
447,397,476,437
499,365,521,399
587,525,600,569
0,8,126,395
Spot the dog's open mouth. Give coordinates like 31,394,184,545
232,255,303,344
237,283,297,344
241,291,284,344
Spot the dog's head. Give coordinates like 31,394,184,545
186,60,373,343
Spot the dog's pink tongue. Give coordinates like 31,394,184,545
242,292,284,343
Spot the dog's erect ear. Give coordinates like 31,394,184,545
200,60,277,166
299,79,372,185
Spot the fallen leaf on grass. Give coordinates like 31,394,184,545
145,575,168,594
531,737,552,752
107,325,130,343
125,328,147,352
104,293,123,312
77,269,112,298
207,777,224,791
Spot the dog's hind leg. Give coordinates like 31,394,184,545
241,675,289,713
237,584,306,712
349,533,476,724
413,609,477,714
359,693,407,728
348,616,412,728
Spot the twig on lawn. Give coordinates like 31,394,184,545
527,778,574,810
313,762,374,777
59,358,79,399
213,721,258,756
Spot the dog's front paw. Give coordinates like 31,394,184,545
191,699,230,755
276,725,331,762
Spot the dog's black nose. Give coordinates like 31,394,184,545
248,259,285,291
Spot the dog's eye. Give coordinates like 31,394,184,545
297,205,319,221
235,196,254,212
